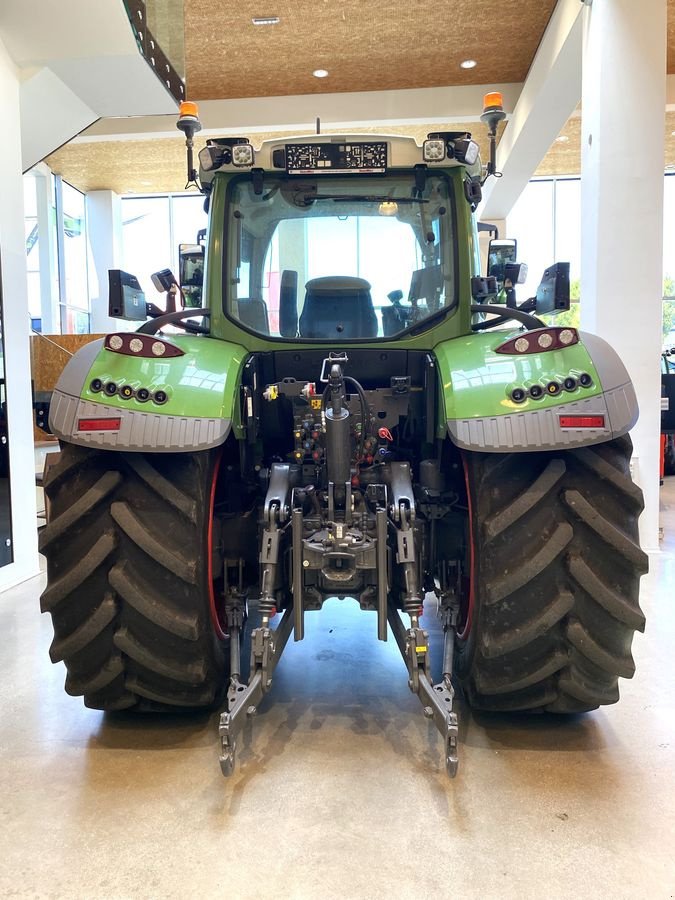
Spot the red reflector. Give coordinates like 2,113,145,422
559,415,605,428
78,418,122,432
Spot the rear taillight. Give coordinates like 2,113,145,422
77,418,121,432
495,328,579,355
559,415,605,428
104,334,184,358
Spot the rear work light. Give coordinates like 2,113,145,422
495,327,579,355
78,418,121,432
104,334,184,358
559,415,605,428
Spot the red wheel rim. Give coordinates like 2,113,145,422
207,450,227,640
458,452,475,641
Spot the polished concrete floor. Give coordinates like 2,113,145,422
1,482,675,899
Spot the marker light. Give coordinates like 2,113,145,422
423,139,446,162
78,418,121,432
495,327,580,355
483,92,504,112
179,101,199,119
104,333,184,358
231,143,254,167
559,415,605,429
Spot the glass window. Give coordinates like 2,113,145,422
225,172,456,340
23,174,41,322
61,182,89,312
121,194,207,304
171,194,207,253
122,196,171,299
553,178,581,289
507,179,555,300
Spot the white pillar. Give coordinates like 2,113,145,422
580,0,666,552
0,35,39,588
86,190,126,334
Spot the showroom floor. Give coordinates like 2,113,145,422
1,482,674,900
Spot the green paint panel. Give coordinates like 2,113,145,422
434,332,603,420
80,335,247,419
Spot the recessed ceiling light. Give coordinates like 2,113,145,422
671,130,675,136
313,69,329,78
252,16,280,25
140,180,152,186
460,59,477,69
555,135,570,143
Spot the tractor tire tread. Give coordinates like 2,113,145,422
40,443,227,712
457,438,646,714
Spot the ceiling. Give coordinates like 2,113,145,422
183,0,557,100
42,1,675,194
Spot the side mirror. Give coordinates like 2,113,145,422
179,244,205,308
487,238,517,282
535,262,570,315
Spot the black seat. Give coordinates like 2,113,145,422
299,276,377,339
279,269,298,337
237,298,269,333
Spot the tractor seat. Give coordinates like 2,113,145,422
236,298,269,334
299,276,377,339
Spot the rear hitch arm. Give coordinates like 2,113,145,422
219,607,294,776
387,600,459,778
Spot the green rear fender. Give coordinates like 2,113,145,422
435,329,638,452
48,334,247,453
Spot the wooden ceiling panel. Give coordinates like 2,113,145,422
183,0,557,100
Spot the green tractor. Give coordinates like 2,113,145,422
40,95,647,777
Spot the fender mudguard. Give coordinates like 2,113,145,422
434,329,638,452
48,334,246,452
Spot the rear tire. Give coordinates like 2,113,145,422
40,443,228,711
456,435,648,713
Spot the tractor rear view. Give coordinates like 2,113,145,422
40,94,647,777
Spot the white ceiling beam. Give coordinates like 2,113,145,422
0,0,177,123
20,68,97,171
75,82,524,143
479,0,584,220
